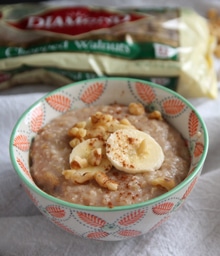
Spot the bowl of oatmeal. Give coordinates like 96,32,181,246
10,77,208,241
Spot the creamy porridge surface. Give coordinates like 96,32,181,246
30,104,190,207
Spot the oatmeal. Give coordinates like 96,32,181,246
30,103,190,207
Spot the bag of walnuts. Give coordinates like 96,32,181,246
0,4,217,98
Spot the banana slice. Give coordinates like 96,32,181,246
69,138,112,173
63,138,116,189
106,129,164,174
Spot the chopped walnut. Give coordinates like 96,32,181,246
62,169,95,184
94,171,118,191
74,121,86,128
148,110,163,121
68,109,135,144
69,138,81,148
128,102,145,115
86,126,107,140
120,118,132,125
70,156,88,169
68,127,87,138
88,148,103,166
150,176,176,191
91,112,113,126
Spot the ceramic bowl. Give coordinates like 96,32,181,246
10,77,208,241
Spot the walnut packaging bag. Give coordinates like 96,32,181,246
0,4,217,98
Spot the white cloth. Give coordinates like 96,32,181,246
1,1,220,255
1,88,220,256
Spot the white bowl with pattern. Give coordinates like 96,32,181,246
10,77,208,241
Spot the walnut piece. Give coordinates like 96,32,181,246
128,102,145,115
62,169,95,184
94,171,118,191
70,156,88,169
88,148,103,166
148,110,163,121
150,176,176,191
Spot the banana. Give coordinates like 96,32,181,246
63,138,117,189
106,129,164,174
69,138,112,173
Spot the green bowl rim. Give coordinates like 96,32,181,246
9,77,209,212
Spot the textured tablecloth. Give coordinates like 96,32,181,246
1,1,220,255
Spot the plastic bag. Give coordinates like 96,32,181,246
0,4,217,98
